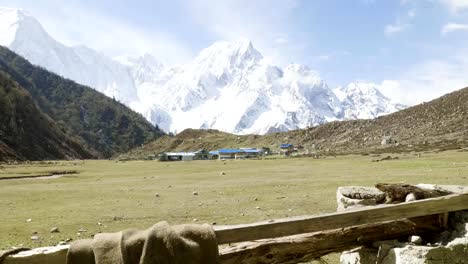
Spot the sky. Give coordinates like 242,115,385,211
1,0,468,105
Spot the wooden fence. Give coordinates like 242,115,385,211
3,193,468,264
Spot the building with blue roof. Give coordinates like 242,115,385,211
280,143,294,156
218,148,265,159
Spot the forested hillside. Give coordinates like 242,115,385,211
0,71,94,160
0,46,164,158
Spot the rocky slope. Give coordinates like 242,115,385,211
122,87,468,159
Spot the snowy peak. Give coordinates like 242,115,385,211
118,54,165,85
340,81,388,100
335,81,405,120
0,7,36,46
194,39,263,76
0,7,138,104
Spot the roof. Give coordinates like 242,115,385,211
194,149,209,154
218,149,243,154
164,152,195,156
280,143,294,148
243,149,262,153
209,151,219,155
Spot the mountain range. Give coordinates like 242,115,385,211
121,86,468,159
0,7,405,135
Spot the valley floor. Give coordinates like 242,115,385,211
1,150,468,262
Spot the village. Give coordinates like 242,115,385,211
155,143,298,161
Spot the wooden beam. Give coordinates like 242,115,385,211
3,216,443,264
214,193,468,244
218,215,443,264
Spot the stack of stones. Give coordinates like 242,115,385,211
337,184,468,264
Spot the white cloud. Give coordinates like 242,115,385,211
274,37,289,44
4,0,194,65
385,23,410,36
379,50,468,105
440,0,468,12
384,9,415,37
441,23,468,34
184,0,303,65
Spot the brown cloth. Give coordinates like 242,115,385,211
67,221,219,264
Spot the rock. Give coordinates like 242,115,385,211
192,191,198,195
50,227,60,233
336,186,386,211
154,193,160,197
220,172,225,175
65,238,73,242
30,235,40,241
381,136,396,145
405,193,417,202
409,235,423,245
78,228,87,233
26,218,32,222
198,203,203,206
254,197,258,201
192,219,198,222
255,206,261,210
340,248,378,264
57,241,67,246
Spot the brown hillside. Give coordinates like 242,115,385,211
121,87,468,159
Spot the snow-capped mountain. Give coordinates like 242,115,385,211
0,7,137,104
125,40,344,134
0,7,406,135
334,82,406,120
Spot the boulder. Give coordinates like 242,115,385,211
336,186,386,211
340,185,468,264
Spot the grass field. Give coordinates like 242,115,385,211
1,150,467,262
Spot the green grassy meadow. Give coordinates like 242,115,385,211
1,150,467,262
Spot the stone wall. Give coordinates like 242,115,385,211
338,184,468,264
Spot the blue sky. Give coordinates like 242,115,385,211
1,0,468,105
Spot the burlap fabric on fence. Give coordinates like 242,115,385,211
67,221,219,264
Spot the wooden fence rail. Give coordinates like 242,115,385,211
3,193,468,264
214,192,468,244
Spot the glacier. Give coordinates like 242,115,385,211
0,7,406,135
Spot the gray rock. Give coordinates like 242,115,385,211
405,193,417,202
336,186,386,211
409,235,422,245
50,227,60,233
